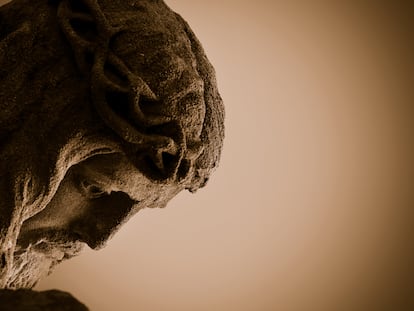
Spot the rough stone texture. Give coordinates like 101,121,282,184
0,289,89,311
0,0,224,307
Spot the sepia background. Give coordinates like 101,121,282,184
1,0,413,310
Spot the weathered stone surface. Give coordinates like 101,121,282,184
0,0,224,308
0,289,89,311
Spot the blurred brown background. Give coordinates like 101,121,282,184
1,0,413,310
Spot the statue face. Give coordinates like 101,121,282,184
9,153,179,288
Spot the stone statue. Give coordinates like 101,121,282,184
0,0,224,309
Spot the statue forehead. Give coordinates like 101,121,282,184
114,31,204,99
101,0,206,116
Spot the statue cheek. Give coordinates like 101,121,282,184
69,191,139,250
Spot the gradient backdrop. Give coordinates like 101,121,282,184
1,1,413,310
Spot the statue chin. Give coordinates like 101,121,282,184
7,241,85,289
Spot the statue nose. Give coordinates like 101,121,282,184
69,191,139,250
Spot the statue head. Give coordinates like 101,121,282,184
0,0,224,288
